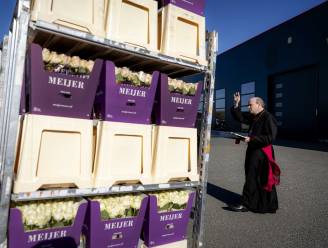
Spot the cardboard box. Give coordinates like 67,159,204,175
143,192,195,247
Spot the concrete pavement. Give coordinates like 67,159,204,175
203,137,328,248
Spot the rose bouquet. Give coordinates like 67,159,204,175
92,194,144,220
149,190,190,212
42,48,94,77
168,78,198,96
13,199,82,231
115,66,152,87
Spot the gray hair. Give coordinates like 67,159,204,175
254,97,265,108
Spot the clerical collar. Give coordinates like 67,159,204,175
256,110,265,117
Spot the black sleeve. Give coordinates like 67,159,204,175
230,106,253,125
249,113,278,147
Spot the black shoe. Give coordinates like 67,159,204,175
228,204,249,212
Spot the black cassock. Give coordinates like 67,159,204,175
231,107,279,213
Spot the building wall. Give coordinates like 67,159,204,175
215,2,328,139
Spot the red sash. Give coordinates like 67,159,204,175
261,145,281,192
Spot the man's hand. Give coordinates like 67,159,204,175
244,137,251,143
233,92,240,108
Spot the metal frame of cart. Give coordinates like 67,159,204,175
0,1,217,247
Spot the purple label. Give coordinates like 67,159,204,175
159,0,205,16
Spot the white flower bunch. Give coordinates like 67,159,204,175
92,194,144,220
42,48,94,77
150,190,190,212
115,66,152,87
168,77,198,96
14,199,81,231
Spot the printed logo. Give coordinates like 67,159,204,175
48,76,84,89
170,97,192,105
28,230,67,243
119,87,146,98
104,220,134,230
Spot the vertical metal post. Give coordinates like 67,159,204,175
0,30,15,174
0,36,9,120
0,0,30,245
0,49,2,75
192,31,218,248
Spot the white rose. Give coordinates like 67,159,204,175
121,195,131,209
50,52,61,64
70,56,80,68
144,74,152,86
72,202,80,217
42,48,51,63
86,60,94,73
99,201,106,211
80,59,88,69
115,67,121,75
131,195,143,210
121,67,130,78
182,83,191,95
176,80,184,91
138,71,146,82
157,193,170,208
128,72,137,82
109,205,121,218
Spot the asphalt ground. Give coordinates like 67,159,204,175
203,137,328,248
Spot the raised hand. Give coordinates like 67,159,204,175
233,92,240,107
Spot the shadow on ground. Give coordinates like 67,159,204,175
207,182,241,206
211,131,328,152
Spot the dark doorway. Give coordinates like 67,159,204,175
268,66,318,139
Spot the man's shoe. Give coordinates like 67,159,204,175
229,204,249,212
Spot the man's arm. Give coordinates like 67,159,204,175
230,92,252,125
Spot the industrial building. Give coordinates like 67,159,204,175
214,1,328,140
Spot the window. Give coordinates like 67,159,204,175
214,89,226,129
240,81,255,131
215,89,225,113
241,82,255,111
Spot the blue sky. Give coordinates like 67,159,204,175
0,0,326,53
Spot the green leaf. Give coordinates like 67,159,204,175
168,85,175,92
159,202,174,212
101,210,110,220
125,208,134,217
132,76,141,87
189,87,196,96
78,67,87,74
116,74,125,84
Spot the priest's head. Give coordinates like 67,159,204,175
248,97,265,115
